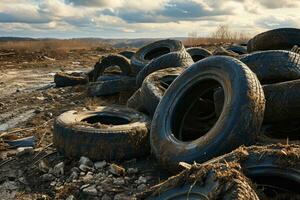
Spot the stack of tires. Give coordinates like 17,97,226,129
53,28,300,199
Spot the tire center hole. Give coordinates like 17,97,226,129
82,115,130,125
249,174,300,198
144,47,170,60
172,80,222,142
191,55,205,62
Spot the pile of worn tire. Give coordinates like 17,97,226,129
53,28,300,199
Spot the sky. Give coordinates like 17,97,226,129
0,0,299,39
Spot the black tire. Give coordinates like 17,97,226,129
186,47,212,62
258,123,300,145
126,89,146,113
87,75,136,96
143,163,259,200
53,106,150,160
226,44,247,55
131,39,184,74
206,145,300,199
240,50,300,84
136,50,193,86
54,72,87,87
215,79,300,123
150,56,265,172
119,50,135,59
291,45,300,54
247,28,300,52
213,47,239,57
91,54,131,82
130,68,183,116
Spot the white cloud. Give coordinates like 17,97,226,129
0,0,299,38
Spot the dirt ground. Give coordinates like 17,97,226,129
0,48,166,200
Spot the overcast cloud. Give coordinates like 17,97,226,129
0,0,299,38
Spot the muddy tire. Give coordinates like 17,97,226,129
53,106,150,160
91,54,131,82
226,44,247,54
131,39,184,74
143,163,259,200
54,72,87,87
215,79,300,123
206,145,300,199
150,56,265,172
87,75,136,96
119,50,135,59
213,47,239,57
136,51,193,86
240,50,300,84
129,68,183,116
257,122,300,145
186,47,212,62
247,28,300,52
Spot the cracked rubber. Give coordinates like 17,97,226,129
53,106,150,161
131,39,184,74
186,47,212,62
128,68,183,116
151,56,265,172
90,54,131,82
136,50,193,86
54,72,87,87
240,50,300,84
247,28,300,52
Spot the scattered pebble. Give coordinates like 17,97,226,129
17,147,33,156
79,156,94,167
82,185,98,196
52,162,64,177
108,164,125,176
94,161,107,169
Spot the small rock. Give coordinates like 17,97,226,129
17,147,33,156
80,172,86,176
52,162,64,177
38,160,50,173
66,195,75,200
82,185,97,196
136,176,147,184
45,112,53,118
71,167,80,173
108,164,125,176
127,168,138,175
82,172,94,182
50,181,56,186
137,184,147,191
102,194,112,200
0,102,4,107
79,164,93,172
67,171,78,182
94,161,106,169
113,178,125,185
40,174,55,182
79,156,93,167
80,184,90,190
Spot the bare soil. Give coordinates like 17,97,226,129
0,48,164,199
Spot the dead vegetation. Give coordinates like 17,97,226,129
184,25,250,47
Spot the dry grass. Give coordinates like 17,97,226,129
184,25,250,47
0,39,110,53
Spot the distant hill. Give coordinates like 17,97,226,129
0,37,187,48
